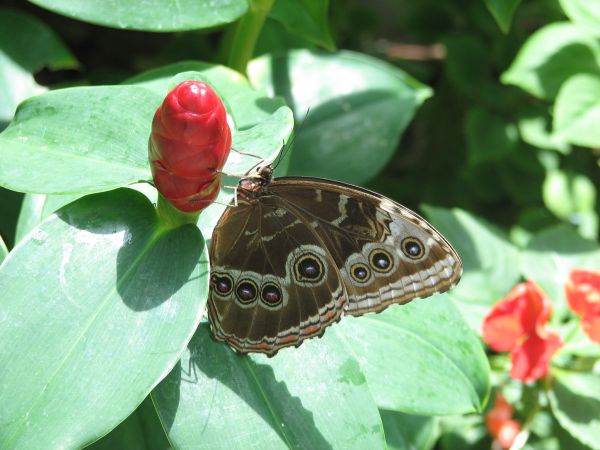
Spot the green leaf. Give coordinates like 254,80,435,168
152,324,385,449
15,193,83,243
559,0,600,35
521,225,600,320
518,106,571,154
269,0,335,50
554,74,600,147
28,0,248,32
380,410,439,450
87,396,171,450
542,169,598,239
559,325,600,358
126,62,287,130
423,206,521,332
337,299,490,415
0,85,160,194
501,22,600,100
0,234,7,263
483,0,522,33
549,371,600,449
1,65,293,197
465,108,518,165
0,189,208,449
248,50,432,184
0,7,77,124
439,415,490,450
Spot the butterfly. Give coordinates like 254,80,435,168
207,164,462,356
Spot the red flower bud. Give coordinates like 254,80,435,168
149,81,231,212
483,282,563,383
566,269,600,343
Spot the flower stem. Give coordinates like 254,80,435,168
156,194,200,228
220,0,275,74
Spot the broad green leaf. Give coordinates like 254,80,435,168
483,0,522,33
0,7,77,124
0,189,208,449
15,193,82,243
152,324,385,450
0,85,160,194
559,0,600,35
1,67,292,198
553,74,600,147
542,169,598,239
549,370,600,449
465,108,518,165
269,0,335,50
337,299,490,415
14,183,158,244
248,50,432,184
0,234,7,262
125,62,287,129
87,396,171,450
521,225,600,320
380,410,439,450
423,206,521,332
28,0,248,32
517,106,571,154
501,22,600,100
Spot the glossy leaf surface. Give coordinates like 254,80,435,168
337,299,490,415
248,50,432,184
0,189,208,449
501,22,600,100
28,0,248,31
152,324,385,449
0,7,77,124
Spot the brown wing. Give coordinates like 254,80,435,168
268,177,462,316
208,194,346,356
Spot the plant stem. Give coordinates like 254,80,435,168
220,0,275,74
156,194,200,228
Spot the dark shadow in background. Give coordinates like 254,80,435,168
0,187,24,249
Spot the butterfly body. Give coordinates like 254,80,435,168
208,165,462,356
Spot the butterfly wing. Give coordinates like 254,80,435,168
267,177,462,316
208,194,347,356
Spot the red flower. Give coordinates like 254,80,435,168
483,282,563,382
149,81,231,212
566,269,600,343
485,394,521,449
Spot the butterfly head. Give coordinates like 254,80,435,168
238,163,274,201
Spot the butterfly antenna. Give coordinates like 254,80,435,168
230,148,263,160
272,107,311,171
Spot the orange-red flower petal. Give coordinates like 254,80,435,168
566,269,600,317
509,331,563,383
486,394,521,449
581,314,600,344
483,282,553,351
566,269,600,344
497,419,521,449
